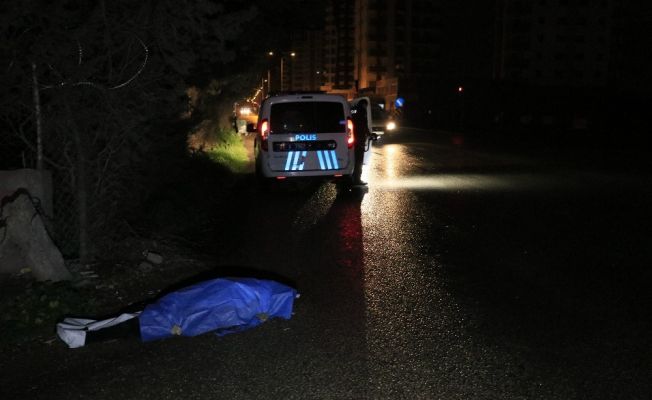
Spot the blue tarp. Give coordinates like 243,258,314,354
139,277,297,342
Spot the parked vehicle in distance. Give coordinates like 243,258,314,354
235,102,258,134
352,97,397,136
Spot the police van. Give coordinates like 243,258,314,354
253,93,360,181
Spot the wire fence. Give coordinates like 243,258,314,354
50,171,79,256
0,131,30,170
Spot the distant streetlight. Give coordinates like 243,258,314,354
457,85,465,130
280,52,296,91
266,51,297,92
265,51,275,92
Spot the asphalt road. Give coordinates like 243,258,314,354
3,128,651,399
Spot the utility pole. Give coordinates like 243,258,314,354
31,63,43,170
267,51,296,92
281,57,285,91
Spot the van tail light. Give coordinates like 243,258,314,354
346,118,354,148
260,119,269,151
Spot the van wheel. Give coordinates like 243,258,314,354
254,160,262,180
254,157,267,181
254,158,267,190
258,179,273,193
256,173,272,191
335,175,354,193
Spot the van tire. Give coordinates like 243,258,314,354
335,175,354,192
254,157,268,191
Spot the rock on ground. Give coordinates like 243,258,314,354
0,190,71,281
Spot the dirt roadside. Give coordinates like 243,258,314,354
0,135,255,351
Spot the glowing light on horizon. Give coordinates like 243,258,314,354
373,174,516,191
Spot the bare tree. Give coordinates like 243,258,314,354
1,1,257,263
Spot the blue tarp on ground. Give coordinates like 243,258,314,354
139,277,297,342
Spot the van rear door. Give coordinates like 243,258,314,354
267,100,351,173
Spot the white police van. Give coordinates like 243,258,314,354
253,93,358,181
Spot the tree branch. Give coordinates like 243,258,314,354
109,36,148,90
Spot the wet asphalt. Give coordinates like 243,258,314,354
2,128,651,399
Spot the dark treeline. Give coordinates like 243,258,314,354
0,0,303,262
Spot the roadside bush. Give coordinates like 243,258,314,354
0,278,97,343
187,118,250,173
206,129,250,174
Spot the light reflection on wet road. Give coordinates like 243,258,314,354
217,129,652,398
367,140,648,193
4,128,650,400
354,130,651,398
362,160,468,397
360,140,539,398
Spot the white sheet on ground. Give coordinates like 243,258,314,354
56,312,140,348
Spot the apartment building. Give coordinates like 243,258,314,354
494,0,613,87
290,30,324,91
353,0,443,108
320,0,356,96
320,0,494,109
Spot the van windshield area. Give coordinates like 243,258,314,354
270,102,345,134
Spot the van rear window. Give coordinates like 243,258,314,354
270,102,345,134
